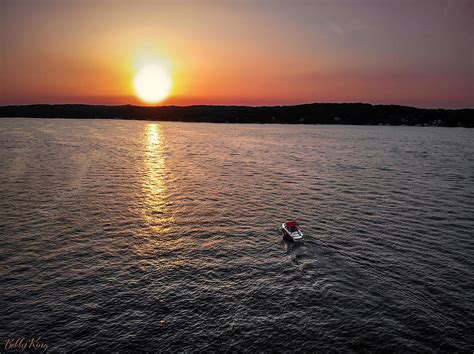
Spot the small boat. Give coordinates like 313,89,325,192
280,221,304,242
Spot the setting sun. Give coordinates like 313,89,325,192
133,64,172,104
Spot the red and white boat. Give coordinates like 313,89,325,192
280,221,304,242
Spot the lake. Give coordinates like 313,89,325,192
1,118,473,351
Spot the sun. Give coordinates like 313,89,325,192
134,64,172,104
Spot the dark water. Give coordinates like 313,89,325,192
1,118,473,352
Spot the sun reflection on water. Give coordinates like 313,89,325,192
136,123,189,270
141,123,174,234
148,123,160,145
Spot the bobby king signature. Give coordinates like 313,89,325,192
4,337,48,352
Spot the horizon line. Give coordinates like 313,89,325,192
1,102,473,111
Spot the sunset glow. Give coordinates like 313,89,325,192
1,0,473,108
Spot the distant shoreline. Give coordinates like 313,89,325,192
1,103,472,127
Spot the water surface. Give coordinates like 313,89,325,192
1,119,473,351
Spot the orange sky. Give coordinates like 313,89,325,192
1,0,473,108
